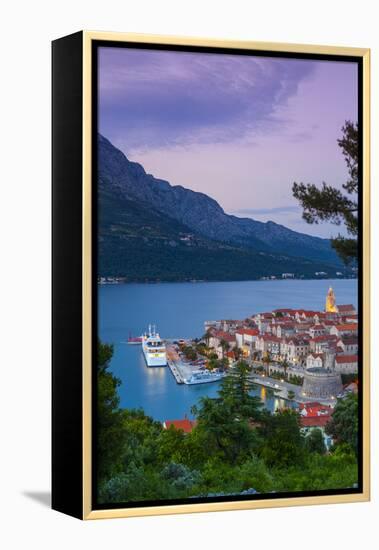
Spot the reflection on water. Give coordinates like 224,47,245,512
99,279,357,421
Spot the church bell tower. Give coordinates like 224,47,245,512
325,287,338,313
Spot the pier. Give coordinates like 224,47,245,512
168,360,184,384
166,343,205,384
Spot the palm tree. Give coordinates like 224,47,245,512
207,357,219,371
202,329,212,347
262,351,271,376
287,390,296,402
281,358,289,380
220,339,230,361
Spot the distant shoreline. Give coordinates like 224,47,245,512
98,276,358,286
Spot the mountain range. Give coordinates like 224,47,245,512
98,134,349,282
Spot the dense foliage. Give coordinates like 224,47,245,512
326,393,359,456
97,341,358,504
293,121,358,263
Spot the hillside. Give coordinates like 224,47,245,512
98,168,349,282
98,134,343,265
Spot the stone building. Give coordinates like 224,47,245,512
302,367,343,399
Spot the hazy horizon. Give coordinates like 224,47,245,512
98,46,358,239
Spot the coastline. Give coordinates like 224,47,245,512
99,278,358,419
98,276,358,286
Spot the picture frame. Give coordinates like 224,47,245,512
52,30,370,520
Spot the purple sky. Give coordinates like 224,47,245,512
98,47,358,238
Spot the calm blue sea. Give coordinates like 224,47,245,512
98,279,358,421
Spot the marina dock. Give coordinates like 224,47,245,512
166,344,212,384
166,344,187,383
168,360,184,384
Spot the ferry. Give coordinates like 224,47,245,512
142,325,167,367
127,332,143,345
183,370,225,385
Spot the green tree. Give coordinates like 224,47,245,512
97,340,125,481
326,393,359,455
304,428,327,454
202,330,212,347
259,409,305,468
292,121,358,263
196,342,208,356
192,361,263,464
220,338,231,360
121,408,162,469
234,457,274,493
234,347,243,361
281,358,289,379
218,361,262,419
157,425,186,464
161,463,201,492
206,357,219,371
287,390,296,401
262,351,271,376
182,345,197,361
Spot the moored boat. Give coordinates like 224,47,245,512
127,332,143,345
183,370,225,385
142,325,167,367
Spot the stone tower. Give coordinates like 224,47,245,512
325,287,338,313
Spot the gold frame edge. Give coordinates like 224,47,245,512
81,31,370,520
83,30,93,520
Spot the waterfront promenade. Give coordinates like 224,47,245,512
250,373,337,407
167,342,336,406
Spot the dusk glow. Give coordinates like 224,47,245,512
99,47,358,238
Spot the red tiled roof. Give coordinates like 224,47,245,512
340,336,358,344
300,401,328,410
164,419,196,433
236,328,259,336
300,416,330,428
302,311,321,317
311,335,338,343
288,337,310,345
334,324,358,332
337,304,355,312
274,320,295,327
213,331,235,342
335,354,358,363
260,335,281,342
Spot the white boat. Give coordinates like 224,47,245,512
183,370,225,385
142,325,167,367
